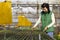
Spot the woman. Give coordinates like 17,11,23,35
32,3,55,38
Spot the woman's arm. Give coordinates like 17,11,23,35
32,14,41,28
47,13,55,28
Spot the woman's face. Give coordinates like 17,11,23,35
42,7,48,12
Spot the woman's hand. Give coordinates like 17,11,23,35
43,27,48,32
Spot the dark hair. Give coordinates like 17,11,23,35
41,3,50,13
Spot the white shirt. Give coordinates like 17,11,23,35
33,13,55,28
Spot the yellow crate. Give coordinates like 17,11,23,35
5,0,11,1
0,1,12,24
18,15,32,27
